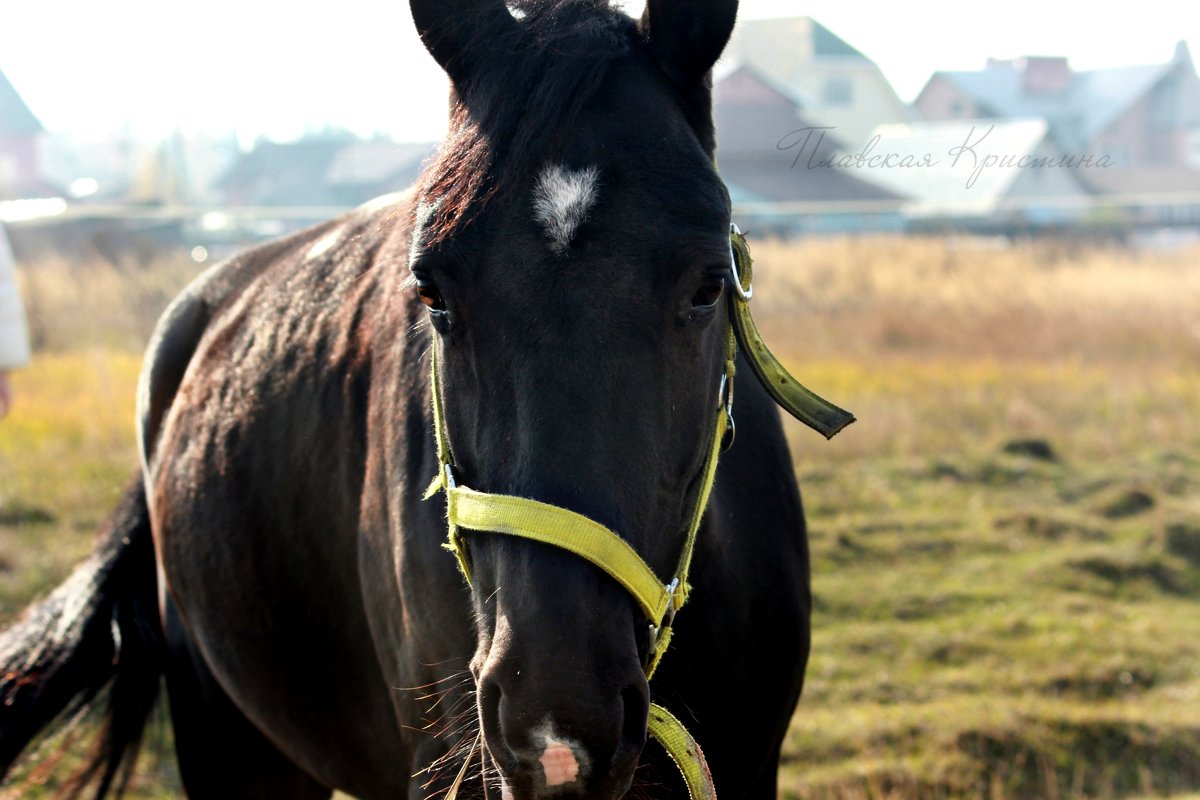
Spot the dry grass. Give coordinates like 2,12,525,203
750,235,1200,364
17,255,202,354
17,234,1200,365
746,236,1200,466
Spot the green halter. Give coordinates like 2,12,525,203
424,225,854,799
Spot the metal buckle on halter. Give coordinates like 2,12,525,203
718,372,736,453
729,223,753,302
662,578,681,628
443,463,458,490
647,578,682,654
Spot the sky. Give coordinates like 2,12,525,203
2,0,1196,145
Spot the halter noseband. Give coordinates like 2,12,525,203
423,225,854,799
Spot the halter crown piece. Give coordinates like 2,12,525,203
424,225,855,799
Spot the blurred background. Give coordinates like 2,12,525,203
2,0,1200,249
1,1,1198,798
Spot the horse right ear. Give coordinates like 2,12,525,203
410,0,520,88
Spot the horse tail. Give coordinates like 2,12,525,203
0,476,164,796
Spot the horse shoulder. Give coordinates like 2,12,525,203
137,240,298,477
137,190,416,481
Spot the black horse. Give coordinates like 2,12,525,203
0,1,842,797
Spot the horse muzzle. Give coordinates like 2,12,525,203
474,633,650,799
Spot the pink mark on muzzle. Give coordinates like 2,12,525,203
539,739,581,787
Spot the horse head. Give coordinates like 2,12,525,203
408,1,738,796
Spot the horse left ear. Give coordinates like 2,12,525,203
640,0,739,84
410,0,520,88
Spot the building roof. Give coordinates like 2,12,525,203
218,137,437,207
714,65,903,205
721,161,906,206
926,45,1198,151
720,16,912,149
714,64,843,157
0,68,43,137
713,59,813,110
860,118,1079,216
937,63,1170,149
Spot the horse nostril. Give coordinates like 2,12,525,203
619,681,650,752
478,677,519,775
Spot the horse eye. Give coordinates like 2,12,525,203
416,281,447,313
691,280,725,310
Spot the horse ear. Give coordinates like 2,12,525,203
410,0,520,87
640,0,739,84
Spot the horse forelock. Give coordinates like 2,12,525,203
413,1,638,249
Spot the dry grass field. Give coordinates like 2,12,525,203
1,235,1198,798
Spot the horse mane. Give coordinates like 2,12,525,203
417,0,638,246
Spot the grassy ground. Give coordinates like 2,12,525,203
1,237,1198,798
751,237,1200,800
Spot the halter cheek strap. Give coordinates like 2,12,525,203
423,227,853,800
728,226,855,439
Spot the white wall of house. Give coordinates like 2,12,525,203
1002,138,1096,225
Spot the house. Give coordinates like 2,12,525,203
204,136,437,246
0,68,55,200
217,138,350,207
859,119,1096,231
720,17,912,149
916,43,1200,170
218,136,436,208
714,64,906,235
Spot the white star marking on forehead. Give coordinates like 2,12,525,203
532,164,600,255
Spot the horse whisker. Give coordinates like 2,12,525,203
443,733,480,800
395,669,472,692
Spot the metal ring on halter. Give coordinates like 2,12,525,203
729,223,753,302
